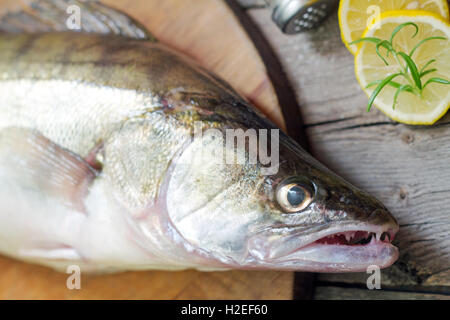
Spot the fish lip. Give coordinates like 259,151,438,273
299,222,399,247
273,242,399,272
247,220,399,271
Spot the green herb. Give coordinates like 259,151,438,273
350,22,450,112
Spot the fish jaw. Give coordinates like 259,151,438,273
246,217,399,272
278,241,399,272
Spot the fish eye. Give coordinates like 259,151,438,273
276,178,314,213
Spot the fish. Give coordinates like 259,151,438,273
0,0,398,273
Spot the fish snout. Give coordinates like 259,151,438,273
326,187,399,240
367,208,399,238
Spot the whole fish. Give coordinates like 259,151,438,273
0,0,398,273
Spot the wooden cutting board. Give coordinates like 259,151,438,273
0,0,293,299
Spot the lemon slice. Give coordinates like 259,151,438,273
339,0,449,54
355,11,450,125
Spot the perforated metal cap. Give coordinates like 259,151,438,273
271,0,338,34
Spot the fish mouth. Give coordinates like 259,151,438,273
247,222,399,272
313,228,396,246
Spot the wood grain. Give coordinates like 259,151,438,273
248,8,450,292
0,0,293,300
0,256,292,299
315,286,450,300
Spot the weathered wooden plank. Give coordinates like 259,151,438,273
314,286,450,300
248,9,450,287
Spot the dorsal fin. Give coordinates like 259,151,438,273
0,0,155,41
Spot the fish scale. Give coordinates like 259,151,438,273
0,1,399,272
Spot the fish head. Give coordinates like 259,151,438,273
243,136,399,272
164,126,398,272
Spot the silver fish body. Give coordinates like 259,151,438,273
0,31,399,273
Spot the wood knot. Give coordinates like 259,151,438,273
401,133,414,144
399,189,408,200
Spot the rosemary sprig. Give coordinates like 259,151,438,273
350,22,450,112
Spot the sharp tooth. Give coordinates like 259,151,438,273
376,232,381,242
345,233,351,242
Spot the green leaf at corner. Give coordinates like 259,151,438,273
409,37,447,57
376,40,393,65
398,52,422,89
366,79,414,92
367,73,403,112
420,68,437,78
393,85,414,110
390,22,419,44
423,77,450,90
349,37,382,46
419,59,436,74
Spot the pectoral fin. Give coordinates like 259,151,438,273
0,127,98,213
